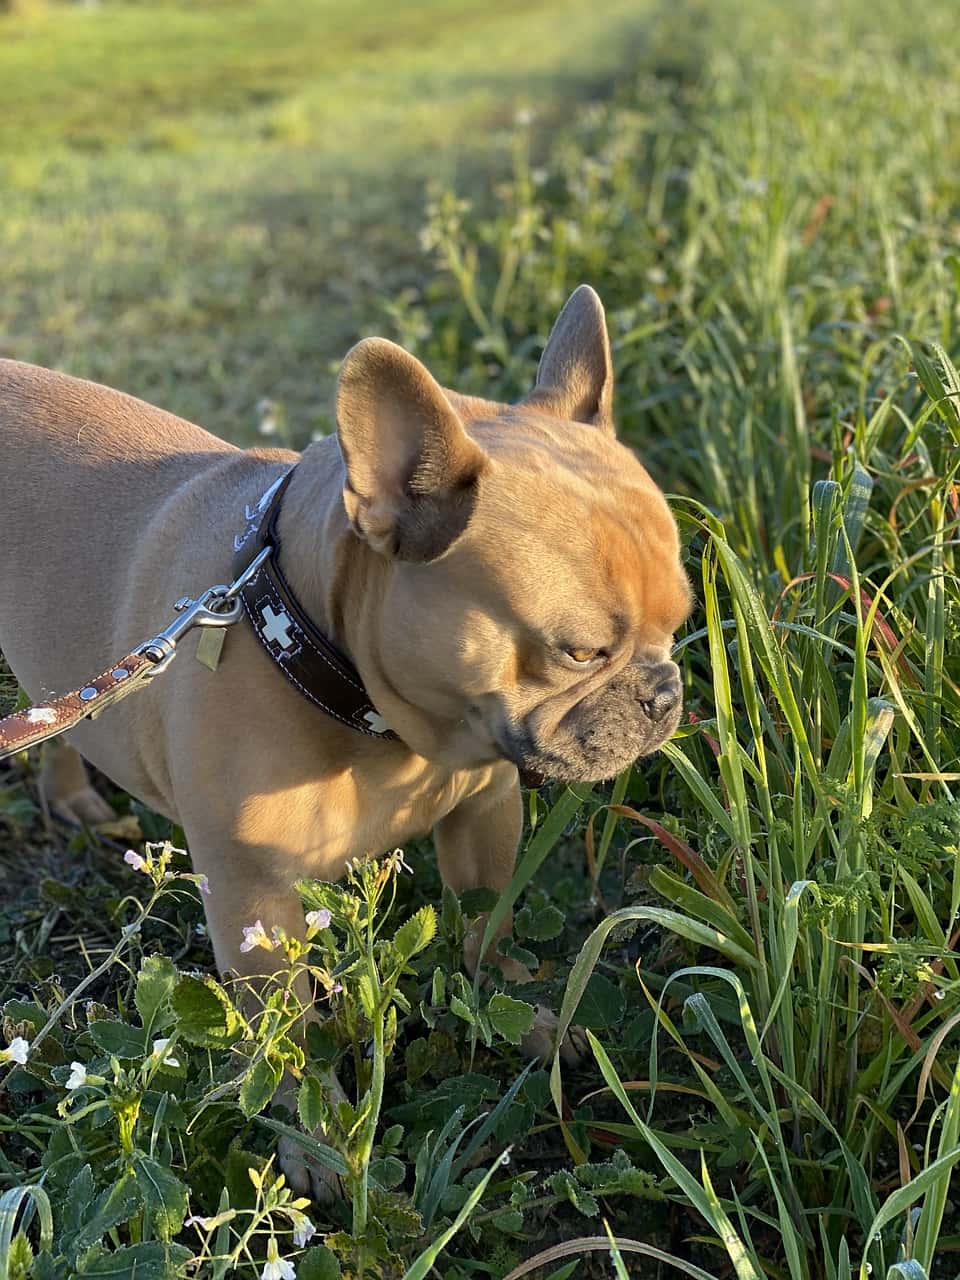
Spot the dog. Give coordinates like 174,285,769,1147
0,286,691,1194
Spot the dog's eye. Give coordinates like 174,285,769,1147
564,647,601,665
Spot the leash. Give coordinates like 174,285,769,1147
0,548,270,762
0,464,397,763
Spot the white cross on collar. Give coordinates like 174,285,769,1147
261,604,294,649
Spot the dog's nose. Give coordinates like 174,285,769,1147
639,662,681,723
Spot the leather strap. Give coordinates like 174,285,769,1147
233,469,397,741
0,652,155,759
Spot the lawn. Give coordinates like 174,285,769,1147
0,0,651,440
2,0,960,1277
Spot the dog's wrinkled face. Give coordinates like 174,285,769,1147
336,285,692,781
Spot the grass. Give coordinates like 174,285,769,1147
3,0,960,1276
0,0,651,439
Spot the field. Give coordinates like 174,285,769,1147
2,0,960,1277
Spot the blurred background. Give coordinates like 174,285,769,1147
0,0,652,444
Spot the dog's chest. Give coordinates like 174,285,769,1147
237,761,480,876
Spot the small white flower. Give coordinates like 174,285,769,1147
196,875,211,896
514,106,535,126
66,1061,88,1089
186,1214,217,1230
290,1211,316,1247
305,909,331,931
2,1036,29,1065
151,1038,180,1068
262,1237,296,1279
240,920,275,953
124,849,147,872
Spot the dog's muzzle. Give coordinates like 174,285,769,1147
501,660,682,784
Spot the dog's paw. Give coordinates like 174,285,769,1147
521,1004,584,1066
277,1130,342,1206
53,785,116,828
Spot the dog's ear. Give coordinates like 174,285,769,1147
526,284,615,432
336,338,487,561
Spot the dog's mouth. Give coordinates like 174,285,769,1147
497,692,683,786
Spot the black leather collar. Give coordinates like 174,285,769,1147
232,467,397,740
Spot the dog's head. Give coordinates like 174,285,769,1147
335,286,692,781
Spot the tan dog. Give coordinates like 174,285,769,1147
0,286,690,1191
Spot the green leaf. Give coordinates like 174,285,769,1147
550,1170,599,1217
86,1019,148,1059
135,956,178,1034
491,1207,524,1232
70,1176,142,1255
132,1154,188,1241
62,1166,95,1244
255,1116,349,1177
299,1075,328,1132
76,1242,192,1278
516,903,565,941
393,905,437,962
370,1155,406,1190
486,993,536,1045
574,974,626,1030
239,1055,283,1118
170,976,243,1049
450,995,476,1025
460,887,499,916
298,1247,343,1280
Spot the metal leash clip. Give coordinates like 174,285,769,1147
135,546,272,678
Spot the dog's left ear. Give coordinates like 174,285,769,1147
336,338,488,561
526,284,615,433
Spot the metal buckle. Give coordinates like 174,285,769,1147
134,547,272,676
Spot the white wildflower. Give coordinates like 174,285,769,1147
305,909,331,932
240,920,275,953
1,1036,29,1065
124,849,147,872
151,1038,180,1068
291,1211,317,1247
262,1236,296,1279
186,1214,217,1231
66,1062,88,1089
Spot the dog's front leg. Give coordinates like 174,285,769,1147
183,820,346,1202
433,767,579,1063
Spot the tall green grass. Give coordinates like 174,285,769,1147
408,0,960,1273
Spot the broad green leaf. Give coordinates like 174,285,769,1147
86,1019,148,1059
486,993,536,1044
70,1175,142,1255
135,956,178,1034
393,905,437,963
133,1154,188,1242
298,1247,343,1280
171,976,243,1049
299,1075,327,1132
75,1241,192,1278
574,974,626,1030
239,1055,283,1118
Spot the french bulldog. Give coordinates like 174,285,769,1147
0,286,691,1195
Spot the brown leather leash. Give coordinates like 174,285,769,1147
0,465,396,763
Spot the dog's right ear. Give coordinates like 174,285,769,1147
336,338,487,562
